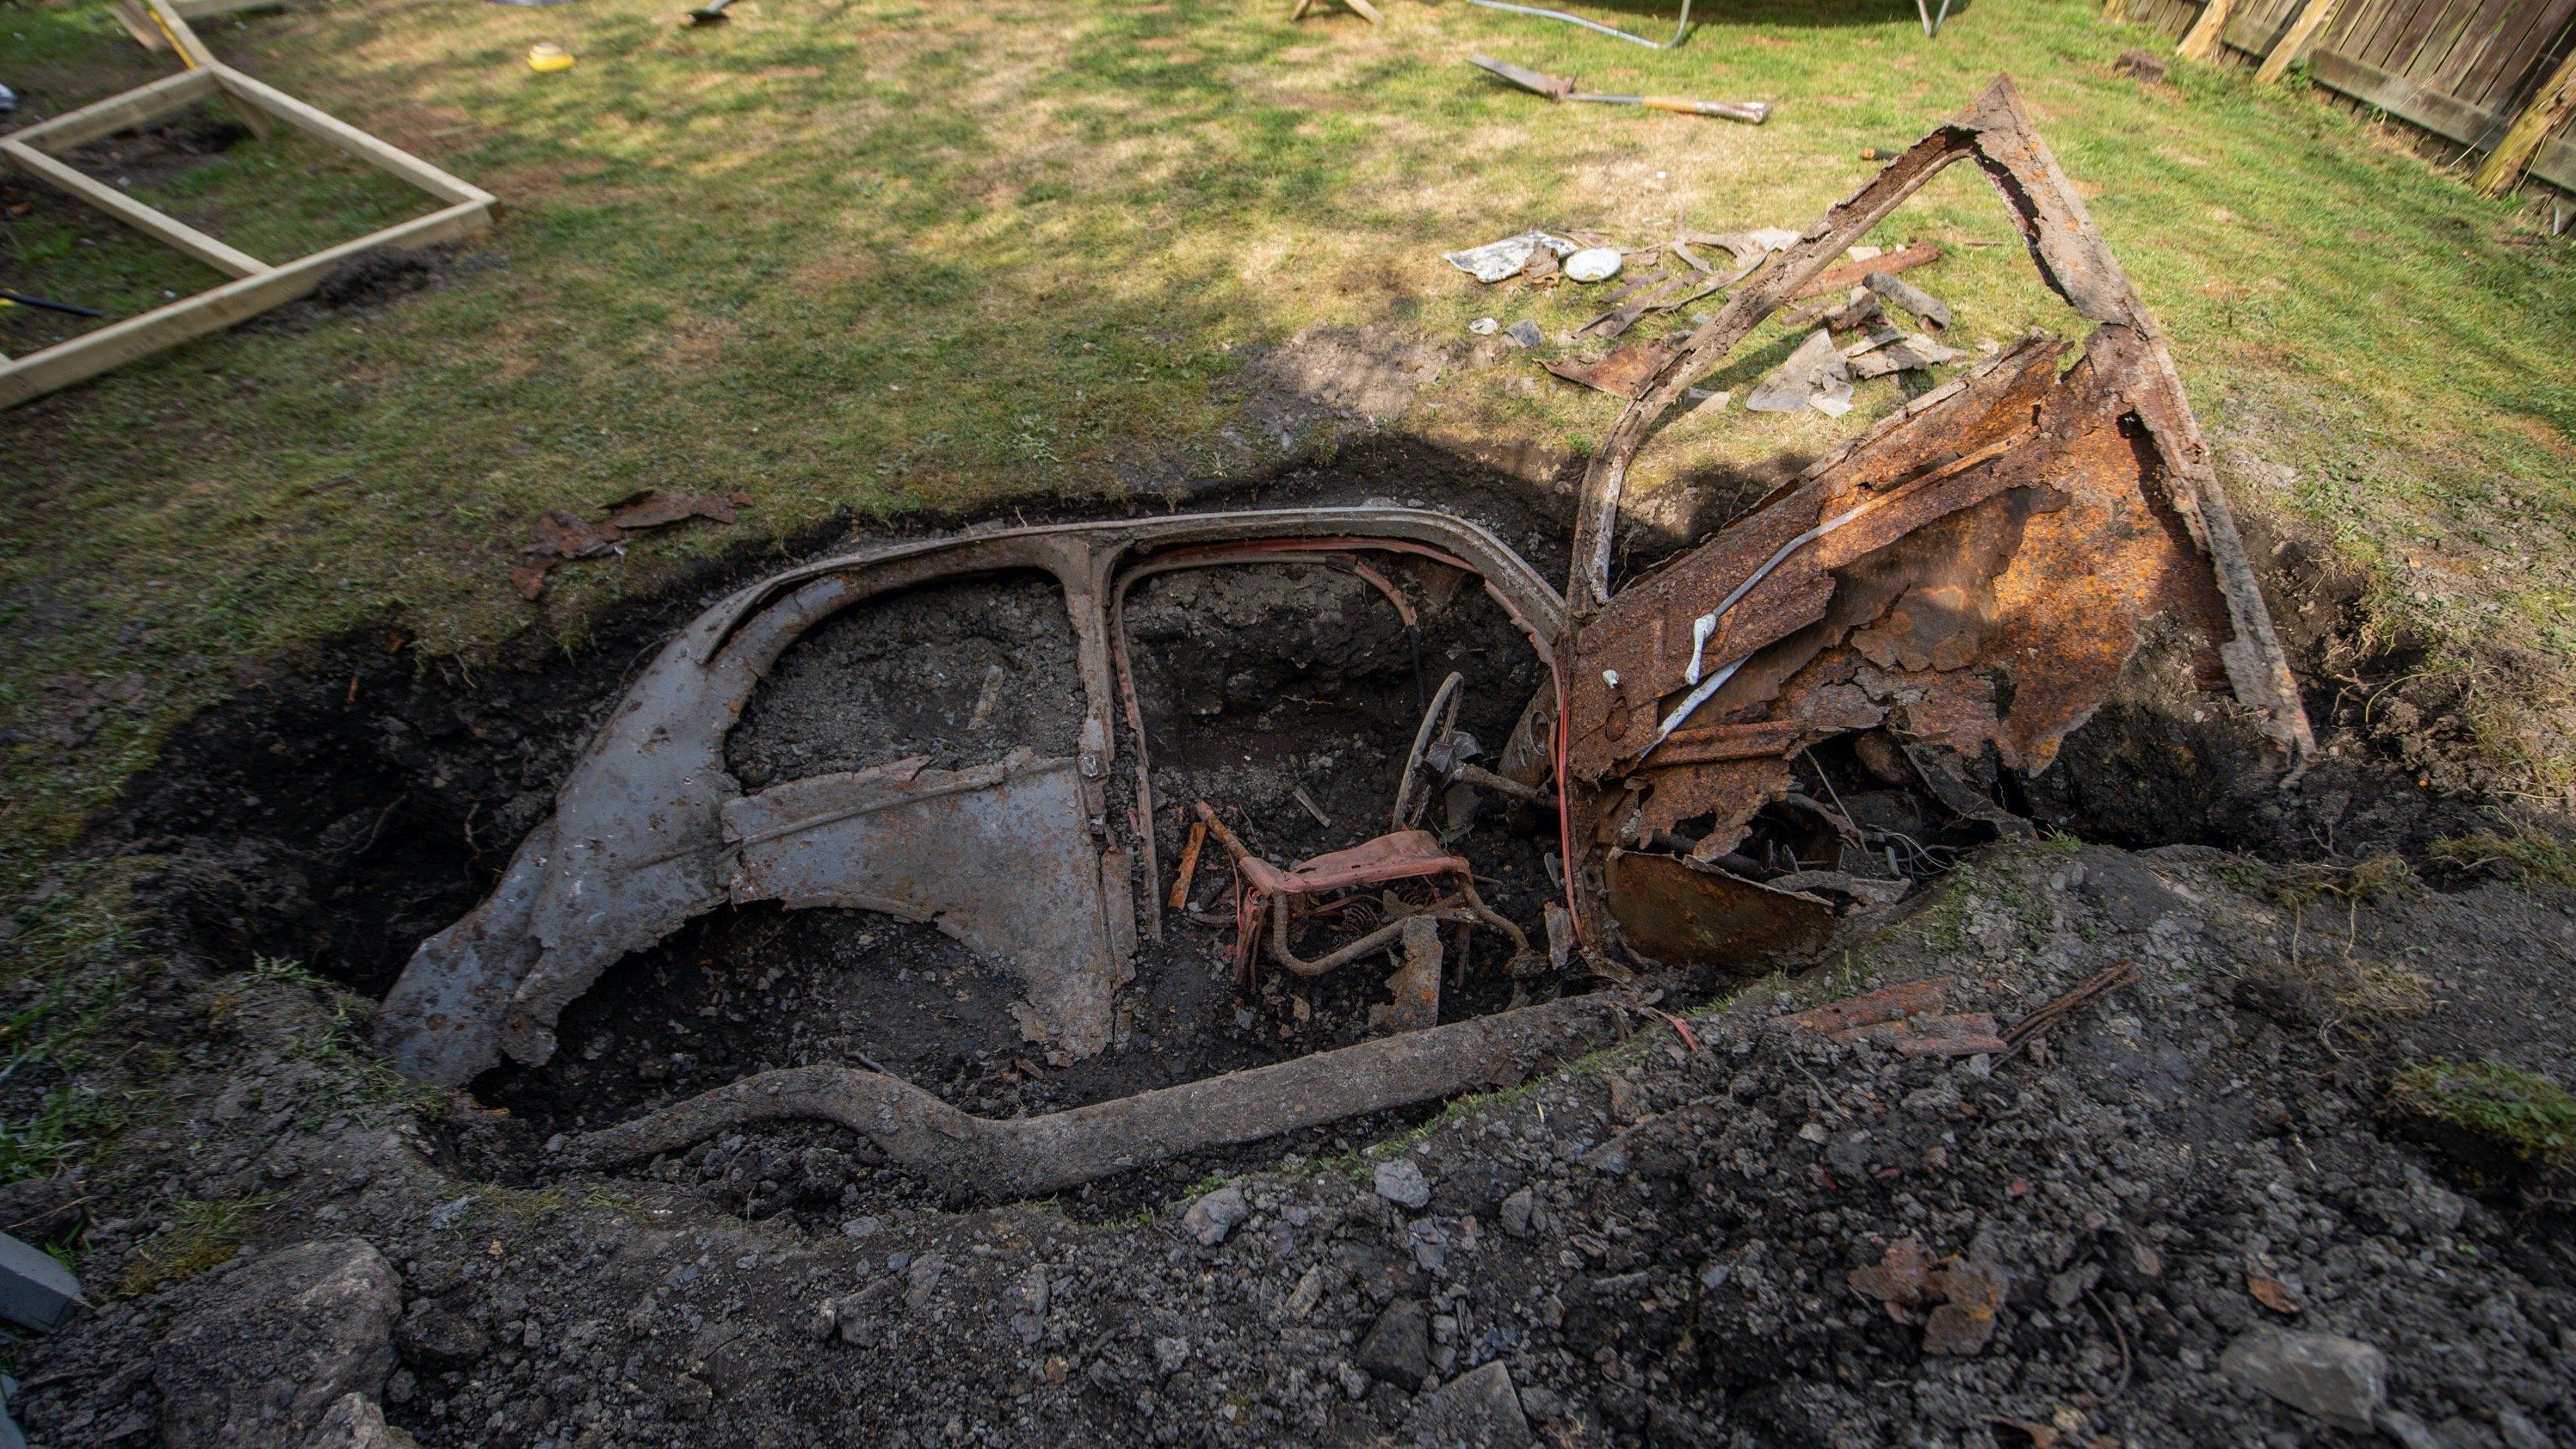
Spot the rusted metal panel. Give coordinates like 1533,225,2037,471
1603,850,1836,965
1560,77,2311,771
724,749,1122,1059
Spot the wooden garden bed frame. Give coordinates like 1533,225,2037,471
0,0,494,408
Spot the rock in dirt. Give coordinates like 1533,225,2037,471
1183,1184,1249,1245
1407,1360,1534,1449
2219,1327,2389,1431
304,1390,421,1449
154,1238,401,1447
1374,1157,1432,1211
0,1174,90,1246
1357,1298,1432,1391
392,1304,488,1371
2375,1408,2446,1449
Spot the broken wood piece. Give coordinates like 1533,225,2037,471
1578,274,1683,336
1292,784,1332,826
559,995,1628,1199
1167,817,1209,911
1775,978,1946,1035
1998,960,2139,1057
1863,269,1952,330
1790,240,1941,299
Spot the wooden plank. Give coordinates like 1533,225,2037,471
2183,0,2241,59
142,0,275,139
2139,0,2202,40
142,0,214,68
2402,0,2489,87
210,66,493,206
2320,0,2400,59
2260,0,2344,78
2311,44,2513,145
2,67,218,151
172,0,290,17
2530,126,2576,189
2424,0,2526,97
2224,0,2302,54
2457,0,2575,108
2349,0,2421,68
107,0,170,52
0,199,491,409
0,139,270,278
2474,42,2576,190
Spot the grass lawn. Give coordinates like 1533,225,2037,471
3,0,2573,885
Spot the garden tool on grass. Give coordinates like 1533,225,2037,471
1469,55,1768,124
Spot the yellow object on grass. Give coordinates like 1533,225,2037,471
528,43,576,73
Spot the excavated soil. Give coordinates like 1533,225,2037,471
32,435,2576,1449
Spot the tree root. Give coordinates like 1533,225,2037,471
557,995,1630,1200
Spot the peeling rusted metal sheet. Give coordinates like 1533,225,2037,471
1558,75,2315,960
1603,850,1836,965
1561,76,2312,770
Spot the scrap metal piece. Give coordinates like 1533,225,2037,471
1369,916,1444,1033
1603,850,1836,965
1554,77,2314,961
723,748,1123,1056
1544,341,1679,399
1561,76,2312,776
557,994,1629,1199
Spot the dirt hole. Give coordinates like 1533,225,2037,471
89,440,2514,1219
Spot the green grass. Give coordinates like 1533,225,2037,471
0,860,155,1181
3,0,2572,882
2428,820,2576,886
2388,1058,2576,1165
114,1191,286,1297
234,959,451,1126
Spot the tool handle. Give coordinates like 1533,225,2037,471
1642,96,1769,123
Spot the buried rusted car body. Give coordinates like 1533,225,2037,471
376,77,2313,1199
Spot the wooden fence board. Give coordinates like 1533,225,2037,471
2313,43,2515,143
2458,0,2574,107
2428,0,2526,98
2147,0,2576,194
2224,0,2306,52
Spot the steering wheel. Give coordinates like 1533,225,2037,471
1393,671,1467,831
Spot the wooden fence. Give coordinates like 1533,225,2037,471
2108,0,2576,197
